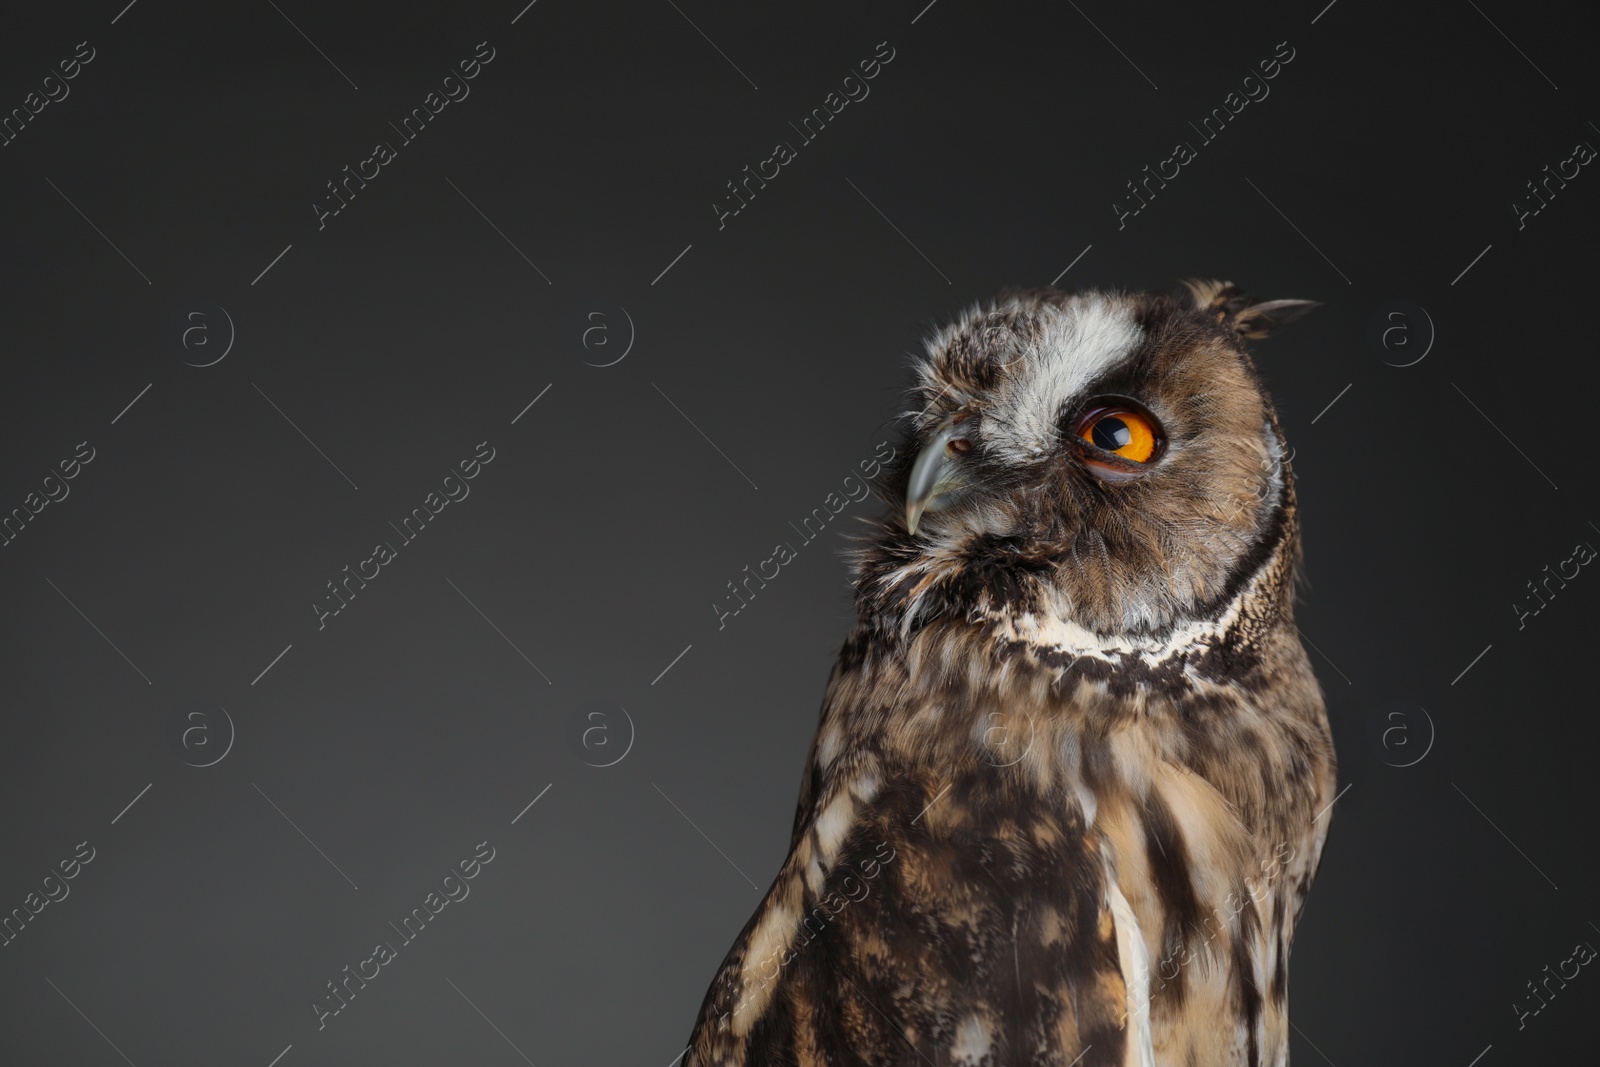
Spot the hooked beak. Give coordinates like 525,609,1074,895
905,413,972,534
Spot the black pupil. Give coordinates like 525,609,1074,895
1091,416,1132,451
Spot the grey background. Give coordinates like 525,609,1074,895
2,0,1597,1064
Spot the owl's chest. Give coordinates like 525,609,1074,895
831,630,1334,909
970,680,1330,922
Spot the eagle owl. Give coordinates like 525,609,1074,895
685,281,1337,1067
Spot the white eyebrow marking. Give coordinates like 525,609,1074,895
990,296,1144,458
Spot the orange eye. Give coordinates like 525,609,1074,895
1076,404,1162,464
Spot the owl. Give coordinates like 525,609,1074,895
683,281,1337,1067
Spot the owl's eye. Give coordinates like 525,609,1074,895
1072,400,1164,466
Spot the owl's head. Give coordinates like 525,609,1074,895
856,282,1317,648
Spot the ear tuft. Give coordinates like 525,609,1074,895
1181,279,1320,340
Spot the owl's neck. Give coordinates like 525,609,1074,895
1010,488,1296,654
848,493,1301,700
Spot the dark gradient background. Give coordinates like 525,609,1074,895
2,1,1597,1064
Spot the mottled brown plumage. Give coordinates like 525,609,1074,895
685,282,1337,1067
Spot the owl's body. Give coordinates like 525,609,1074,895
685,284,1336,1067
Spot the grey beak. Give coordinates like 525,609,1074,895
905,414,970,534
